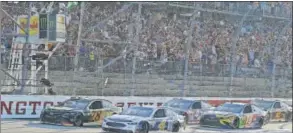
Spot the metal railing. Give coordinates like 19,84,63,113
0,55,291,97
47,56,292,97
1,54,291,80
44,56,291,79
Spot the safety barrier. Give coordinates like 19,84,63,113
1,95,291,119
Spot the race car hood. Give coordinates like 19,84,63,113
48,106,74,111
108,115,146,123
45,106,83,113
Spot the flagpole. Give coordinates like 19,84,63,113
73,2,85,96
0,1,3,130
20,2,32,94
44,4,52,94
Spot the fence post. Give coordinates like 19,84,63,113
0,2,3,129
73,2,85,96
131,3,141,96
182,11,197,97
271,21,291,98
229,7,255,97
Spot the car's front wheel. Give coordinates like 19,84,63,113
140,122,149,133
258,118,264,128
265,113,271,124
73,115,84,127
40,114,45,124
232,118,239,129
172,121,180,132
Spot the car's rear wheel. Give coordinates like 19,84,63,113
258,118,264,128
199,117,204,124
172,121,180,132
285,112,292,122
184,116,189,125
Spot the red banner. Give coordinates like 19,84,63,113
207,100,251,107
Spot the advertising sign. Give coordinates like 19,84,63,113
56,14,66,42
15,15,39,44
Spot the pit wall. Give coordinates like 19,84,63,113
1,95,291,118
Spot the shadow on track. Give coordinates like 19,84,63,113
24,121,102,130
191,126,264,133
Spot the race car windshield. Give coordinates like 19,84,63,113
121,107,154,117
214,104,243,113
62,100,90,110
164,100,193,110
254,101,274,110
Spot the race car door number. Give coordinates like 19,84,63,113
243,115,253,127
275,112,282,119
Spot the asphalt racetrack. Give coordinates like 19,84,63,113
1,119,292,133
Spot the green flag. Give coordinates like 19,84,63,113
67,2,78,10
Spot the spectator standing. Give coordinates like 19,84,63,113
89,49,95,71
248,48,255,67
236,53,243,75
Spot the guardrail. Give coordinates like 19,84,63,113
1,95,291,119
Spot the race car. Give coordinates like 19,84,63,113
200,102,266,129
40,97,122,126
163,98,214,124
102,106,186,133
252,100,292,123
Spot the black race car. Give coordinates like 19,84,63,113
40,97,122,126
252,100,292,123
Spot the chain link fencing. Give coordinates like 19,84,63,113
2,55,289,97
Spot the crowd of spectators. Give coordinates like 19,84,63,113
1,2,292,76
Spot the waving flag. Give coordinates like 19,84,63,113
67,2,79,11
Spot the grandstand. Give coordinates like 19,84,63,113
0,2,292,98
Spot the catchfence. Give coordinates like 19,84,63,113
45,55,291,79
2,54,291,98
0,2,292,97
169,2,292,19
